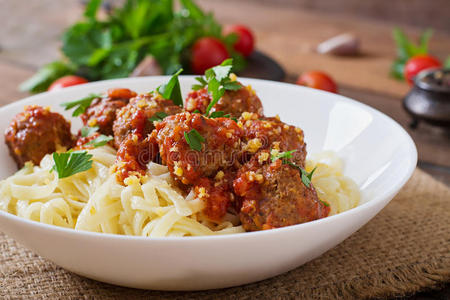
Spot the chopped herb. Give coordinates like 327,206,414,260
149,111,169,122
193,59,242,117
319,199,330,207
81,126,99,137
157,68,183,107
209,111,231,119
270,149,297,162
61,94,100,116
271,149,316,188
51,151,93,179
86,135,113,147
192,76,208,90
192,109,201,114
184,129,204,151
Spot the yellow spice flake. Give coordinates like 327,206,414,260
88,118,98,126
215,170,225,180
258,152,270,164
246,138,262,153
230,73,237,82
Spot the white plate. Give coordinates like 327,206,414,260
0,77,417,290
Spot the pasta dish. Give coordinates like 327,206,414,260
0,59,359,237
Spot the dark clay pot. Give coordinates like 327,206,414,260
403,68,450,129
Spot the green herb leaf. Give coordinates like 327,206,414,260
52,151,93,179
19,61,75,93
157,68,183,107
319,199,330,207
61,94,100,116
196,59,243,116
184,129,205,151
81,126,99,137
270,149,297,162
84,0,102,20
271,149,315,188
192,109,201,114
86,135,113,147
149,111,169,122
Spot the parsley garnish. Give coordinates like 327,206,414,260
61,94,100,117
184,129,205,151
157,69,183,107
149,111,169,123
209,111,231,119
81,126,99,137
51,151,93,179
86,135,113,147
271,149,316,188
193,59,242,117
319,199,330,207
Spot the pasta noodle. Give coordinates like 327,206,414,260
0,147,359,236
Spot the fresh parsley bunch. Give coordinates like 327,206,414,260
20,0,245,94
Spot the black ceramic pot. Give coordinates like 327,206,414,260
403,68,450,129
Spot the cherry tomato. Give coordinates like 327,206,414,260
48,75,88,91
404,55,442,85
191,37,229,74
224,24,255,57
296,71,338,93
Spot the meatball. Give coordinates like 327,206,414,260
238,113,306,167
113,133,158,183
80,88,136,136
185,83,264,118
233,150,329,231
194,170,236,222
113,92,182,148
5,105,74,168
150,112,243,185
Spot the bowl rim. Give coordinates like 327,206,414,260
0,76,418,242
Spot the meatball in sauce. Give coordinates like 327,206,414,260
233,150,329,231
113,92,182,149
150,112,243,185
185,82,264,118
238,112,307,166
5,105,74,168
81,88,136,136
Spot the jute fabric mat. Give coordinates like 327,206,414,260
1,169,449,299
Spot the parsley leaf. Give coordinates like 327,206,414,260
157,68,184,107
19,61,75,93
52,151,93,179
270,149,297,162
209,111,231,119
86,135,113,147
81,126,99,137
61,94,100,116
184,129,205,151
319,199,330,207
149,111,169,122
271,149,316,188
194,58,242,117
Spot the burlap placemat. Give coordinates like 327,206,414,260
1,169,449,299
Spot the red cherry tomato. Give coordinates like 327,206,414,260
191,37,229,74
296,71,338,93
224,24,255,57
48,75,88,91
404,55,441,85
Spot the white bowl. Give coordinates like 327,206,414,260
0,77,417,290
